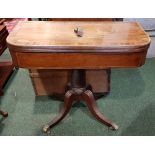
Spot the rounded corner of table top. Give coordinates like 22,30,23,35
6,21,151,54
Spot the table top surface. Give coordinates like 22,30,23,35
7,21,150,52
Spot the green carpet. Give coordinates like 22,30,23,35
0,49,155,136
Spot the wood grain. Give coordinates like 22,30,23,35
7,21,150,69
7,21,150,53
10,50,147,69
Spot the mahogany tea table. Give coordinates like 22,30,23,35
6,21,150,133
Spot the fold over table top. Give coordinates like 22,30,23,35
6,21,151,69
7,21,150,53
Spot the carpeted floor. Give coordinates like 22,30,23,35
0,49,155,136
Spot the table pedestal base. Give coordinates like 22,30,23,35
43,69,118,133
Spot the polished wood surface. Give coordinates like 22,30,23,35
7,21,150,69
12,51,147,69
7,21,150,51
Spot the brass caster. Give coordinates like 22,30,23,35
1,111,8,117
42,125,51,134
3,112,8,117
109,123,119,130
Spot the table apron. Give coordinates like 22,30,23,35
10,51,147,69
